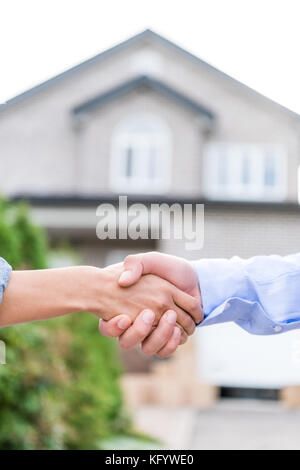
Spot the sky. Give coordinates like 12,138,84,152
1,0,300,113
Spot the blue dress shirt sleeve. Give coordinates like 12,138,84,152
193,253,300,335
0,257,12,305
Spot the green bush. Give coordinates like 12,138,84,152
0,198,128,449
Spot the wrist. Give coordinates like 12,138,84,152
80,265,116,320
52,266,101,315
76,265,102,313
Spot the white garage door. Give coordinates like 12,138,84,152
196,323,300,389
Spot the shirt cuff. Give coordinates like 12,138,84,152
191,258,260,330
0,257,12,305
191,258,300,336
192,258,257,316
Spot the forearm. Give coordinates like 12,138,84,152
0,266,103,327
193,253,300,335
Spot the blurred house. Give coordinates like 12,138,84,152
1,30,300,404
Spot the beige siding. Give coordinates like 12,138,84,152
158,205,300,260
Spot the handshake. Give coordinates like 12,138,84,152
1,249,294,346
0,253,292,346
97,252,203,358
0,251,203,358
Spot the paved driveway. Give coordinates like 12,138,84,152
133,400,300,450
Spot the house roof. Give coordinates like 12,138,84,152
1,29,299,120
72,75,215,120
12,193,300,212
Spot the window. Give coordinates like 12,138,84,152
110,114,171,193
204,143,286,201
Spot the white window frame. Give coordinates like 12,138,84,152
110,114,172,194
203,142,287,202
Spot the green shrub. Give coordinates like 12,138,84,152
0,198,128,449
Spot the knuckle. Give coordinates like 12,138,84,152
124,254,134,263
182,315,195,335
156,296,170,313
156,351,166,359
124,254,134,268
189,318,196,332
190,297,199,311
180,334,188,345
103,331,115,338
136,323,148,337
158,343,176,358
168,347,177,356
142,343,154,355
118,338,131,350
188,324,196,336
164,346,175,357
176,325,187,343
188,299,202,323
98,322,108,337
154,302,164,314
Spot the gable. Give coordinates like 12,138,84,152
1,29,299,122
72,75,215,122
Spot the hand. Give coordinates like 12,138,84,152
99,309,184,358
119,252,201,302
99,253,203,356
93,262,202,335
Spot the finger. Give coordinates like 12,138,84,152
118,254,144,286
173,305,196,336
156,326,182,358
172,288,204,324
99,315,132,338
152,322,186,344
119,252,197,293
141,310,177,355
118,251,167,286
118,309,155,350
179,328,188,345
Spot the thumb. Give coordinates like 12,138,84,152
118,254,144,286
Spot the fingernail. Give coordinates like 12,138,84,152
142,310,155,324
167,311,177,325
119,270,132,284
173,327,181,340
117,317,130,329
